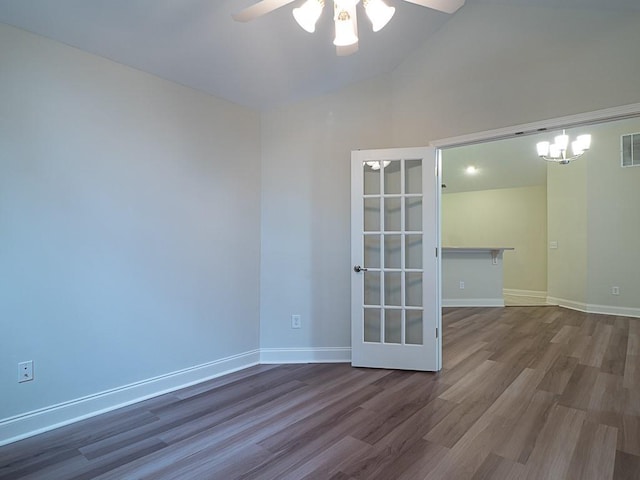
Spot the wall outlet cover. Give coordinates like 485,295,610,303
18,360,34,383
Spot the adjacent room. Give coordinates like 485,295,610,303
1,0,640,478
441,116,640,311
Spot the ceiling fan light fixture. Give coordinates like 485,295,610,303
363,0,395,32
333,9,358,46
293,0,324,33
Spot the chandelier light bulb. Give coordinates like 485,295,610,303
554,133,569,151
536,141,550,157
364,0,395,32
571,140,584,156
293,0,324,33
577,134,591,150
550,144,563,159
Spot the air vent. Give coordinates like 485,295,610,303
621,133,640,167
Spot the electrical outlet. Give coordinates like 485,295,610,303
291,314,301,329
459,281,465,290
612,286,620,295
18,360,34,383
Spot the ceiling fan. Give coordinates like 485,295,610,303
232,0,465,56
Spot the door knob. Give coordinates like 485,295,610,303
353,265,368,273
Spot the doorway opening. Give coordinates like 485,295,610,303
433,103,640,362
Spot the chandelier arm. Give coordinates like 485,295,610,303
539,152,586,163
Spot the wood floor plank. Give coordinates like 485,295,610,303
491,389,556,464
601,322,629,375
524,404,586,480
613,450,640,480
470,453,527,480
558,364,601,411
580,323,614,368
282,436,372,480
551,325,581,344
566,421,617,480
1,306,638,480
537,355,579,394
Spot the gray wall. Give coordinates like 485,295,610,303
391,4,640,144
0,25,261,420
586,119,640,310
260,76,393,350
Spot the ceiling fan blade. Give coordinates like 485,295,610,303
232,0,296,22
402,0,465,14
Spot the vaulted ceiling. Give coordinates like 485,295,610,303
1,0,638,110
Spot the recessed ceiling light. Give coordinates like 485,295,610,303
465,166,478,175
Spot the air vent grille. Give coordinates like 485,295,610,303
622,133,640,167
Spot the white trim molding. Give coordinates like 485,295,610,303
503,289,550,306
0,349,260,447
260,347,352,364
547,297,640,318
431,103,640,149
442,298,504,308
503,289,547,299
586,304,640,318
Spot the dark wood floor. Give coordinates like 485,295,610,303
1,306,639,479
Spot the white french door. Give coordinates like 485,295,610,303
351,147,441,371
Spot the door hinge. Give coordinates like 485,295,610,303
435,247,438,257
436,328,439,338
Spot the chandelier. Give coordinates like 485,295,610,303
536,130,592,165
293,0,395,47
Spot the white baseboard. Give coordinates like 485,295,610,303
443,298,505,308
0,349,260,447
503,289,547,299
546,297,640,318
260,347,352,364
504,289,549,306
587,304,640,318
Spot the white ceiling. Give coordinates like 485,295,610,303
1,0,639,110
0,0,452,110
442,133,549,194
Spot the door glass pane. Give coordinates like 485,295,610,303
406,197,422,231
405,159,422,194
364,235,381,268
383,161,401,194
405,234,422,269
364,308,381,343
384,309,402,344
384,272,402,306
364,198,380,232
384,235,401,269
406,272,422,307
406,310,423,345
364,271,381,305
363,162,380,195
384,197,401,231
